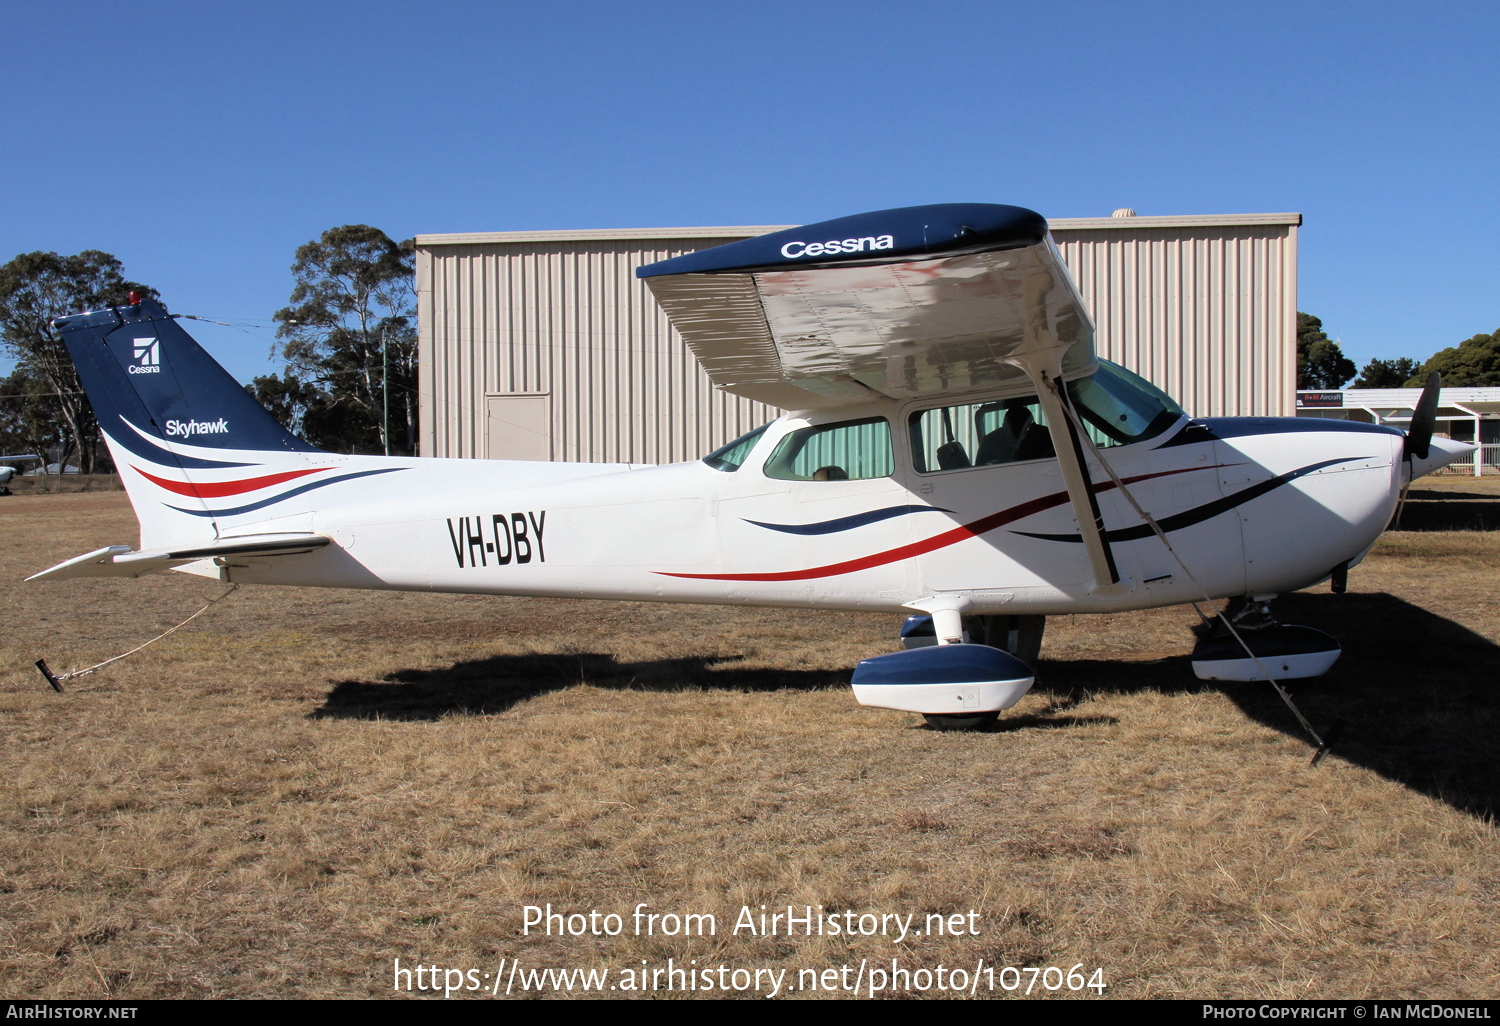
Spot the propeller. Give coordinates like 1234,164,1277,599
1403,370,1440,462
1393,371,1440,528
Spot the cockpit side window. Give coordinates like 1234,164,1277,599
908,361,1186,471
703,424,769,472
910,397,1055,473
763,417,894,481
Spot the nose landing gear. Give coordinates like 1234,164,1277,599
1190,597,1341,682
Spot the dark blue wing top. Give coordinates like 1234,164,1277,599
638,203,1048,278
634,202,1092,410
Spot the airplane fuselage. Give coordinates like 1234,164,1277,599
198,401,1405,616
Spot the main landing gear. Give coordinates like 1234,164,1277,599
854,612,1047,731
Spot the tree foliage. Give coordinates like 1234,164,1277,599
1296,312,1356,390
1353,356,1421,389
1409,329,1500,387
0,367,64,466
0,252,155,474
245,372,381,454
273,226,416,455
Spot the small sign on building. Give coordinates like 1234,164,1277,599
1297,391,1344,408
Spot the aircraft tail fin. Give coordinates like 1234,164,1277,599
53,297,323,548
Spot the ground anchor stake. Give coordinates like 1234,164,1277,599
1311,719,1345,767
36,659,64,693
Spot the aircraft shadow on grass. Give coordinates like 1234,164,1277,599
314,653,854,723
314,650,1124,736
1035,591,1500,821
315,594,1498,820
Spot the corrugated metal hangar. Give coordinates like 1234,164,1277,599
415,210,1301,464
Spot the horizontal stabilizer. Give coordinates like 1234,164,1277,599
27,534,330,581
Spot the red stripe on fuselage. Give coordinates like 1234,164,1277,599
656,466,1212,582
133,465,327,498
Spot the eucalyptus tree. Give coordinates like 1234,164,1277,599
1412,329,1500,387
0,251,155,474
1296,312,1357,390
1353,357,1422,389
0,367,64,470
273,226,417,456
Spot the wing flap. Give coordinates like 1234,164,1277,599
27,533,330,581
644,272,839,409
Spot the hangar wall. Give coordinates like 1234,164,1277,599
1051,213,1299,421
416,212,1300,463
417,227,789,464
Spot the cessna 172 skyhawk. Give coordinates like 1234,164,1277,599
28,204,1470,731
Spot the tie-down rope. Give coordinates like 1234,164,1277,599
36,584,240,692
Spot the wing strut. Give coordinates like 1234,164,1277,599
1051,391,1335,763
1022,363,1128,596
1043,370,1122,591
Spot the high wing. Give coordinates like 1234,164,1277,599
640,203,1123,594
637,203,1096,410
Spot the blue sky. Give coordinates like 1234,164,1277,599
2,1,1496,383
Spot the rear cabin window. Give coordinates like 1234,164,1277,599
909,397,1055,473
702,424,769,472
763,418,894,481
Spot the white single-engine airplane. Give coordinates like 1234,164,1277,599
0,455,42,494
28,204,1471,730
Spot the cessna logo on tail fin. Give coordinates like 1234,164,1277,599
780,235,895,260
130,337,160,374
165,418,229,438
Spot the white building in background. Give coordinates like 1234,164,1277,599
415,210,1302,465
1297,387,1500,475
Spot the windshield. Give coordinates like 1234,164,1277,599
702,424,769,472
1065,360,1185,447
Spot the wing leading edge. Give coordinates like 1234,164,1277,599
638,203,1096,410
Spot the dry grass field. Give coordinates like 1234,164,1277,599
1,479,1498,1000
2,474,122,496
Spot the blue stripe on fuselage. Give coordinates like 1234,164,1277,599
744,504,955,536
165,467,405,517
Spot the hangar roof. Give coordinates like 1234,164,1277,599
415,212,1302,248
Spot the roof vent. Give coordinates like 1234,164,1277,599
1111,208,1137,218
